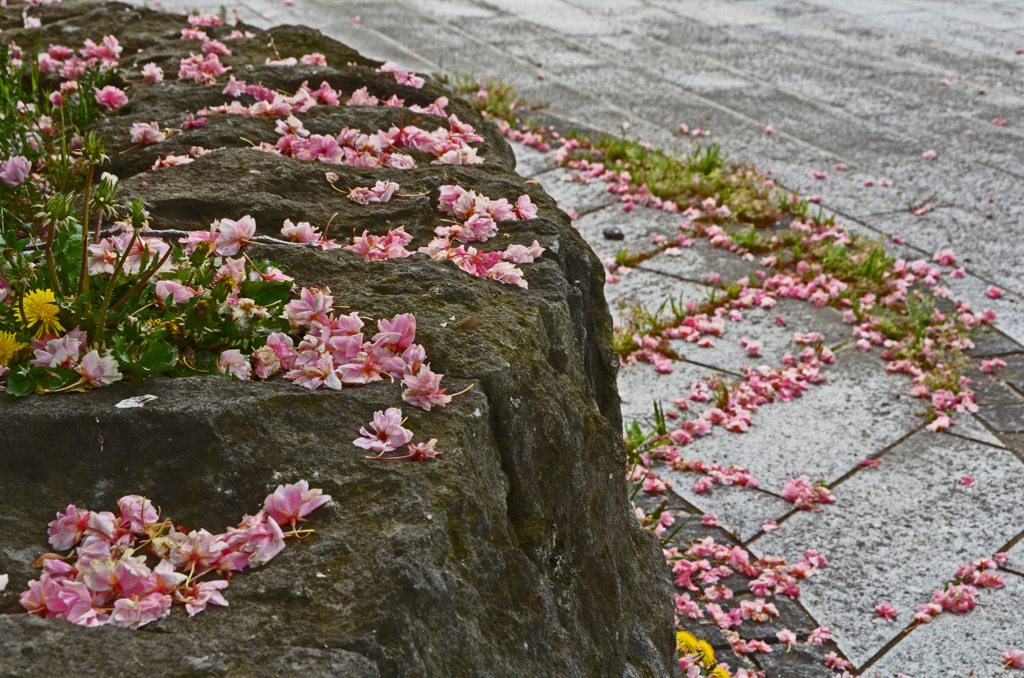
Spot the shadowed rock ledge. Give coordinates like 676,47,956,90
0,4,677,676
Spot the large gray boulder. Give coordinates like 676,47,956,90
0,5,677,676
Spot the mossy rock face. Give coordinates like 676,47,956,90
0,5,677,677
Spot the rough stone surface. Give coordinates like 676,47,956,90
752,431,1024,668
0,6,678,677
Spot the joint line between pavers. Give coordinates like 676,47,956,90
742,506,800,549
634,264,716,289
945,409,1021,452
664,488,702,518
827,422,928,491
973,341,1024,359
854,615,922,675
576,200,620,218
524,164,560,179
678,358,745,380
744,423,925,543
995,524,1024,556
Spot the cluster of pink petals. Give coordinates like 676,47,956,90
88,228,172,277
781,476,836,510
1,155,31,187
20,483,327,628
377,61,425,88
347,180,399,205
201,76,449,120
130,121,168,145
667,535,827,608
557,153,681,214
981,358,1007,373
276,300,451,409
281,218,340,249
262,53,326,67
36,36,122,80
1004,648,1024,670
178,52,230,84
494,119,551,152
660,453,758,495
435,184,537,243
419,238,531,288
152,153,194,169
874,601,898,621
354,407,413,454
151,145,211,168
824,652,854,671
354,407,443,461
30,327,123,387
176,215,257,257
256,116,483,168
186,11,224,27
346,227,413,261
915,553,1007,624
94,85,128,110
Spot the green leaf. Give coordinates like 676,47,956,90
4,369,37,397
139,341,179,372
239,280,292,308
5,364,76,396
118,341,179,382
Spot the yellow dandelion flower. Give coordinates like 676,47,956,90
15,289,64,337
711,667,732,678
676,630,700,655
0,331,28,366
697,639,716,666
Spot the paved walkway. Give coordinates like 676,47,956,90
132,0,1024,674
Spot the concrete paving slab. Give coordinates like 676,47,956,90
1006,538,1024,573
965,370,1024,410
534,169,619,215
477,0,623,36
573,197,684,262
752,431,1024,668
616,359,720,431
667,471,794,542
867,572,1024,678
664,347,919,494
937,268,1024,346
949,413,1006,448
510,141,552,178
637,238,763,286
668,299,849,376
604,268,712,327
869,9,1024,61
976,403,1024,434
647,0,782,26
860,207,1024,297
966,329,1024,358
